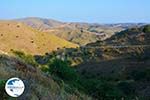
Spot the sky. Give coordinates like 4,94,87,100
0,0,150,23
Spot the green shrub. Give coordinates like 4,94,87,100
12,50,38,67
117,81,136,96
131,69,150,81
48,58,77,81
79,79,123,99
0,80,7,99
143,25,150,33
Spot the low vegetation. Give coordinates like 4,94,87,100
0,54,92,100
10,46,150,100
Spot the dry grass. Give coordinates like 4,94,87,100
0,21,78,55
0,54,92,100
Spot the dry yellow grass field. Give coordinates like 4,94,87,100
0,21,78,55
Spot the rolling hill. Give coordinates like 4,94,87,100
0,18,149,99
75,26,150,99
0,21,78,55
16,17,125,45
40,25,150,99
16,17,64,30
102,25,150,45
30,25,150,99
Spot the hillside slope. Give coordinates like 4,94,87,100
16,17,124,45
101,25,150,45
43,23,123,45
43,25,150,99
0,54,91,100
16,17,64,30
0,21,78,55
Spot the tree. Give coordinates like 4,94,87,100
143,25,150,33
48,58,77,81
117,81,136,96
0,80,7,99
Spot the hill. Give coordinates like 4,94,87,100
41,25,150,66
0,21,78,55
16,17,125,45
102,25,150,45
43,23,123,45
16,17,64,30
76,25,150,99
38,25,150,99
1,18,149,99
0,54,91,99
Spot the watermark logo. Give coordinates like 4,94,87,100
5,77,25,97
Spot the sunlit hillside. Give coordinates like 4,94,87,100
17,17,125,45
0,21,78,55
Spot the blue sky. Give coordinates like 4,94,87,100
0,0,150,23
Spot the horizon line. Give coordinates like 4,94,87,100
0,17,150,24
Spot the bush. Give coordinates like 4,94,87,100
117,81,136,96
48,58,77,81
79,79,123,99
0,80,7,99
131,69,150,81
12,50,38,67
143,25,150,33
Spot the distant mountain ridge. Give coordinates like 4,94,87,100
15,17,65,30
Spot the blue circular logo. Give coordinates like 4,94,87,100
5,77,25,97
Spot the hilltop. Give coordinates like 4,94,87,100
0,21,78,55
16,17,64,30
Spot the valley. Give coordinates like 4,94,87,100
0,18,150,100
